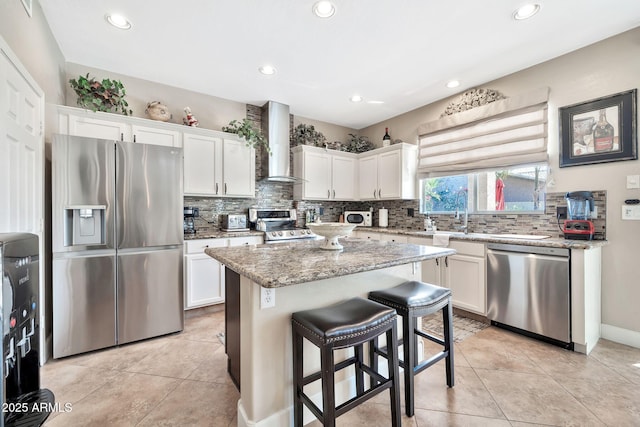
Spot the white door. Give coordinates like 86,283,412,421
377,150,401,199
0,36,45,363
303,150,331,200
331,155,356,200
67,113,129,141
222,137,255,197
183,133,221,195
358,155,378,200
131,124,181,147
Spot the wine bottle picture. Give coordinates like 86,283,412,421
593,109,615,152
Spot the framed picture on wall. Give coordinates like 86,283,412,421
559,89,637,167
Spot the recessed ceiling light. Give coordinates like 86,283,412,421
313,1,336,18
105,13,131,30
446,80,460,88
350,95,363,103
513,3,540,20
258,65,277,75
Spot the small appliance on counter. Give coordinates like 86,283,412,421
220,214,249,232
563,191,595,240
344,210,372,227
184,206,198,235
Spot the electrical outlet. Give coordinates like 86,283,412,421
407,208,414,217
556,206,567,220
260,287,275,309
192,207,199,217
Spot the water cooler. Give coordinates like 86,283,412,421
1,233,54,426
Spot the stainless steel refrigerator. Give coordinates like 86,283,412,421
52,134,184,358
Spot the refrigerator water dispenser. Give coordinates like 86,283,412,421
65,205,106,246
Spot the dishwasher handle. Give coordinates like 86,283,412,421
487,243,569,258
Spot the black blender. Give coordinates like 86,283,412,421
563,191,595,240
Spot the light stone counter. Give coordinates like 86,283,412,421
205,238,455,288
357,227,608,249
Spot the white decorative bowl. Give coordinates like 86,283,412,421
307,222,357,250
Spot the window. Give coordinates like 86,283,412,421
421,164,548,214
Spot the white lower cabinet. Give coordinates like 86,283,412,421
408,237,487,315
184,235,263,309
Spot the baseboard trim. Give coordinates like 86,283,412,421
601,323,640,349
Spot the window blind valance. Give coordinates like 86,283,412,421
417,87,549,177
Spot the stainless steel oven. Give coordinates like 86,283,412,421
248,208,316,243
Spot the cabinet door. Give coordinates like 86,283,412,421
303,150,331,200
67,113,130,141
358,155,378,200
131,124,181,147
445,254,486,314
331,155,356,200
222,137,255,197
0,55,42,233
185,253,225,308
377,150,401,199
183,133,222,195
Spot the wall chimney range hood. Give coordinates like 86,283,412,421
261,101,300,182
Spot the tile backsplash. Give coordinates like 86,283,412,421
186,189,607,240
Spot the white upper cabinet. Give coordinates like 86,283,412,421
52,105,256,198
358,143,417,200
292,145,357,201
183,130,255,198
53,105,182,147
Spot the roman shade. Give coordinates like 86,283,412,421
417,87,549,177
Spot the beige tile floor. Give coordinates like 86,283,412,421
41,307,640,426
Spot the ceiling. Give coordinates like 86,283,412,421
40,1,640,129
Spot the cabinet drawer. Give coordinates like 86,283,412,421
185,238,228,254
229,236,263,246
449,240,485,257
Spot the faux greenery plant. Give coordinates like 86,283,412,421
343,133,374,153
69,73,132,115
292,123,327,147
222,119,271,154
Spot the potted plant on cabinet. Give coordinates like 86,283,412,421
222,119,271,154
292,123,327,147
69,73,133,115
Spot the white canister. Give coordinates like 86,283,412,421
378,208,388,227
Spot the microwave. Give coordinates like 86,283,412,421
344,211,372,227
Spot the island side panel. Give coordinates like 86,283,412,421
225,268,241,390
238,263,421,427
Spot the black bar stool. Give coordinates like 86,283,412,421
368,280,454,417
291,297,401,427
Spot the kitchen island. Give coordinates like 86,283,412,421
205,239,455,427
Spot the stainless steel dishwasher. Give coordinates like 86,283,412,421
486,243,572,348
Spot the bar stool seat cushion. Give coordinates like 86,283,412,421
292,297,395,343
369,280,451,310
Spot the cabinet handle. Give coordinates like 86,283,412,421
215,183,219,194
328,189,330,198
378,189,381,198
445,256,449,268
373,190,376,198
225,183,228,194
120,133,124,141
436,258,439,266
332,189,335,198
133,134,137,143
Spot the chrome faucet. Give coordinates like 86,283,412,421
454,189,469,234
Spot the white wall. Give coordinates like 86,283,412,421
361,27,640,338
293,115,355,146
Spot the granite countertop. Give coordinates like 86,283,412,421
184,230,264,240
357,227,608,250
205,239,455,288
